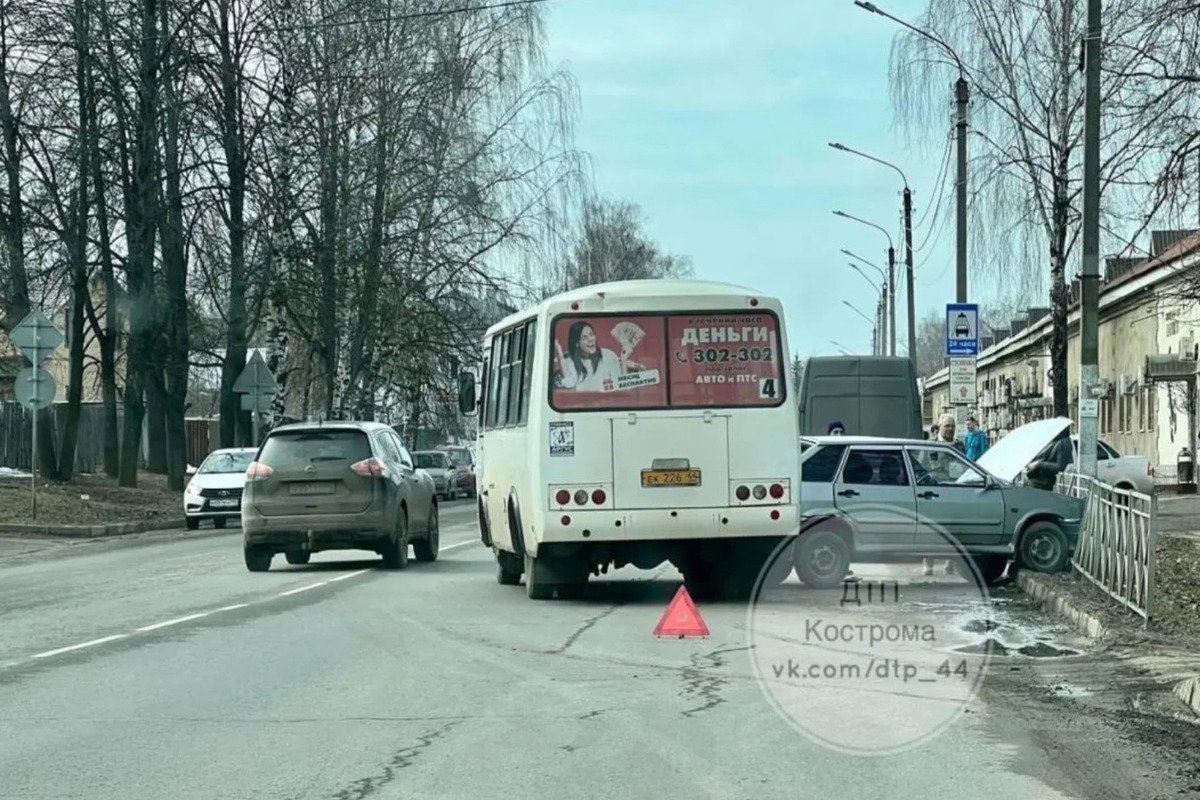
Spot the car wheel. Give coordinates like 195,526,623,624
381,508,410,570
1018,521,1069,573
496,550,521,585
793,526,852,589
285,549,310,566
244,545,272,572
214,517,228,529
413,505,440,562
186,517,199,531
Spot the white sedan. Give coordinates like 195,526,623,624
183,447,258,530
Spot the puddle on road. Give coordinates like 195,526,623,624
953,619,1083,660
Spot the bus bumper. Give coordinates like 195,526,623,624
541,504,800,543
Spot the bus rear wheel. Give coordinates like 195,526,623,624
496,550,522,586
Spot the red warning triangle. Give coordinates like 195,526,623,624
653,586,709,638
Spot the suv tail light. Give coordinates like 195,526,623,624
351,457,388,477
245,461,273,481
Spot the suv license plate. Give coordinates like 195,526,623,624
641,469,701,487
289,482,336,496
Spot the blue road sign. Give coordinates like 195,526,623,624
946,303,979,357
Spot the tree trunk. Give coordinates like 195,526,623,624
145,374,167,473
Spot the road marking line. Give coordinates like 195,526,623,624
441,540,475,552
136,612,212,632
328,569,371,582
217,603,249,612
31,634,127,659
278,581,328,597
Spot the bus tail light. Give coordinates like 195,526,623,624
731,479,790,505
550,484,613,510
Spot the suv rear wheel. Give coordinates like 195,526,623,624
413,506,440,562
245,545,273,572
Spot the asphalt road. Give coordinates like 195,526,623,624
2,500,1199,799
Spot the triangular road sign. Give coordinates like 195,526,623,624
233,350,278,395
653,585,709,638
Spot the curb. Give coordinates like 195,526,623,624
0,518,189,539
1016,570,1200,720
1015,569,1110,641
1174,677,1200,717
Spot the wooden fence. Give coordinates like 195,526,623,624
0,403,223,473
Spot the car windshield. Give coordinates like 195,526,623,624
414,453,449,469
443,448,471,465
197,451,254,474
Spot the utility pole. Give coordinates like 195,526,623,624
886,245,896,355
955,77,969,303
902,188,916,358
1078,0,1102,478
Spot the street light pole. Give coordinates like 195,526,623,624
954,77,969,303
1078,0,1102,478
835,211,896,356
902,187,917,356
854,1,969,303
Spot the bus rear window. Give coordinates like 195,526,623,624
549,312,783,411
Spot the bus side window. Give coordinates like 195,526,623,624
485,336,504,428
479,356,490,426
518,319,537,424
506,325,527,424
496,330,514,427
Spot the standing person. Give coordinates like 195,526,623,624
828,420,845,436
923,414,961,577
963,415,989,461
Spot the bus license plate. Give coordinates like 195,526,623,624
641,469,701,487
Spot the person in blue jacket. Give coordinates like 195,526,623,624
963,415,989,461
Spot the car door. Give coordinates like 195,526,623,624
907,445,1006,550
391,435,431,532
832,446,917,554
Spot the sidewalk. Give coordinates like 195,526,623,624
1017,492,1200,717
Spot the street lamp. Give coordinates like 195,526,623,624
834,210,896,356
829,142,915,359
841,300,877,354
854,0,969,304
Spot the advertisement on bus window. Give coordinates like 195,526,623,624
549,312,783,410
667,313,782,406
550,316,668,409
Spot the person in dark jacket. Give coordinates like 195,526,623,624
1025,435,1074,490
828,420,845,435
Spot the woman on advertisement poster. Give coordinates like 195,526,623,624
554,320,652,393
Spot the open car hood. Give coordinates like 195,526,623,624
975,416,1073,483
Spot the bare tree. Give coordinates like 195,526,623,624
557,196,693,291
889,0,1179,416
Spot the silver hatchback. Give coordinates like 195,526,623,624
794,434,1084,588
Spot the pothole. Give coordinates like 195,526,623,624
1018,642,1080,658
955,637,1010,656
963,619,1001,634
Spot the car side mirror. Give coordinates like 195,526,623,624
457,371,477,416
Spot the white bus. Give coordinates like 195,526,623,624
455,279,800,600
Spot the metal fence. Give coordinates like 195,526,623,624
1055,471,1157,625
